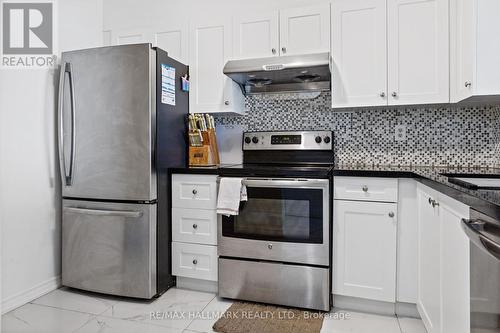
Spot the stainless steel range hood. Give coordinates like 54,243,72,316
223,52,331,95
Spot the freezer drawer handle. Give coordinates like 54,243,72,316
58,61,76,186
64,207,143,218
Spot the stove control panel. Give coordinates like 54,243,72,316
243,131,333,150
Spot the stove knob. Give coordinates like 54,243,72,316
324,136,331,144
315,136,322,143
244,137,251,144
252,136,259,144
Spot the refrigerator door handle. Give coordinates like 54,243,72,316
58,62,76,186
64,207,143,218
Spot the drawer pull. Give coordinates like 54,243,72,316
268,244,273,250
388,212,395,218
362,185,368,192
192,223,198,229
192,189,198,195
193,259,198,265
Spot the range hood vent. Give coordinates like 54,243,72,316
223,52,331,95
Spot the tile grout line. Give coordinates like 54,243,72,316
18,302,101,317
71,314,98,333
395,314,404,333
184,294,217,333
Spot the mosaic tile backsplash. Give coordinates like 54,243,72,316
215,92,500,168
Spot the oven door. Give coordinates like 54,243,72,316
218,178,330,266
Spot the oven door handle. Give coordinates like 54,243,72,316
462,218,500,261
242,178,329,188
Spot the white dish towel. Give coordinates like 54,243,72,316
217,177,247,216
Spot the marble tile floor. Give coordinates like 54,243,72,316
2,287,427,333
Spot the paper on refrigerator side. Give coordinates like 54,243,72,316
161,64,176,105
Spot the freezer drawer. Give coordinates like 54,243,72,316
218,258,330,311
62,199,156,298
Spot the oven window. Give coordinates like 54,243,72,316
222,187,324,243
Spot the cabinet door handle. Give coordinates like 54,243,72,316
392,92,398,98
224,100,230,106
428,197,433,205
388,212,395,218
192,224,198,229
362,185,368,192
192,259,198,265
465,81,472,88
380,92,386,98
281,47,287,54
192,189,198,195
272,48,277,54
432,201,440,208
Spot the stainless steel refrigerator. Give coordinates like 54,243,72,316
58,44,188,298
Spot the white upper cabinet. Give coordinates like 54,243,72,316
279,5,331,56
152,24,188,64
334,200,398,302
112,29,153,45
233,11,279,59
331,0,387,108
107,25,188,64
450,0,500,103
103,30,112,46
449,0,475,103
189,16,244,114
387,0,449,105
332,0,449,108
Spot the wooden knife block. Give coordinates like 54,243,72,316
188,129,220,167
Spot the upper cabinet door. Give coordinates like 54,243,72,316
449,0,475,103
112,29,153,45
331,0,387,108
279,5,331,56
189,17,240,114
387,0,449,105
233,11,279,59
153,24,188,64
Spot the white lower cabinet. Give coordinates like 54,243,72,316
417,184,470,333
171,174,218,283
334,200,398,302
417,186,442,332
172,242,218,281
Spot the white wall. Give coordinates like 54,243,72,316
0,0,103,314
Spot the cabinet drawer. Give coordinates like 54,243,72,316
172,174,218,209
334,177,398,202
172,208,217,245
172,242,218,281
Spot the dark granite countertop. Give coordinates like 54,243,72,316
169,164,500,220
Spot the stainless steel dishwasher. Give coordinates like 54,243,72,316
462,210,500,333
